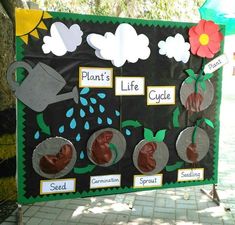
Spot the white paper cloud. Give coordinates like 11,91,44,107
158,33,190,63
42,22,83,56
87,23,150,67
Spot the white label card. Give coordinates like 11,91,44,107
40,178,76,195
90,174,121,189
177,168,204,182
79,67,113,88
204,54,228,74
133,174,163,188
147,86,175,105
115,77,145,96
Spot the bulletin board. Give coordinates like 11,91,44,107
10,9,224,204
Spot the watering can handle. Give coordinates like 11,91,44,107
6,61,33,91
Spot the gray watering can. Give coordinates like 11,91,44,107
7,61,78,112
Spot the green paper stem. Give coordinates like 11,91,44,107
195,58,206,94
192,125,198,144
192,118,204,144
192,118,215,143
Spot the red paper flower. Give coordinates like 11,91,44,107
189,20,223,58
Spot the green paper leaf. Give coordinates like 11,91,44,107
203,73,213,81
185,77,194,84
154,129,167,142
185,69,196,79
200,81,206,91
144,128,154,141
204,118,214,128
172,106,180,128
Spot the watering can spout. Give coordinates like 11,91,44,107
53,86,79,104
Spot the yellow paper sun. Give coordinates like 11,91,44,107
16,8,52,44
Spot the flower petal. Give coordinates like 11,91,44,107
189,37,200,54
197,45,214,58
210,31,223,42
204,20,220,35
189,26,198,37
195,20,206,34
207,41,221,54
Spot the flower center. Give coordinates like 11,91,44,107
199,33,209,45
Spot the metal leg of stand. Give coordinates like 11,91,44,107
200,184,230,211
201,184,220,205
17,204,23,225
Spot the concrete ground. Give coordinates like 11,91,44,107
2,75,235,225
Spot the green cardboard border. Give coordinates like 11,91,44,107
16,37,27,203
16,10,224,204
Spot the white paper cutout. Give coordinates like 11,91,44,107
42,22,83,56
158,33,190,63
87,23,150,67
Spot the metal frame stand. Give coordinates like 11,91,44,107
200,184,230,211
200,184,220,206
17,204,23,225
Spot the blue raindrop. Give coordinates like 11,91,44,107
59,125,64,133
80,88,90,95
34,131,40,139
90,97,97,104
66,108,74,118
107,117,112,125
97,93,106,99
80,109,86,118
70,118,76,129
84,121,90,130
125,129,131,136
76,133,81,142
80,97,88,106
97,117,102,124
115,110,120,116
80,151,85,159
99,104,105,113
89,105,94,113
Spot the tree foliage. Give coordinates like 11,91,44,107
32,0,204,22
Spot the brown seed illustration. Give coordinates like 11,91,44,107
91,131,113,165
39,144,73,174
137,142,157,172
180,77,214,112
176,127,210,163
186,143,198,163
185,92,203,112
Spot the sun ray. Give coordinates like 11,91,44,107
43,12,52,19
30,29,39,39
37,21,47,30
16,9,52,45
21,35,29,44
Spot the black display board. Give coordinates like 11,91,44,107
11,9,224,204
